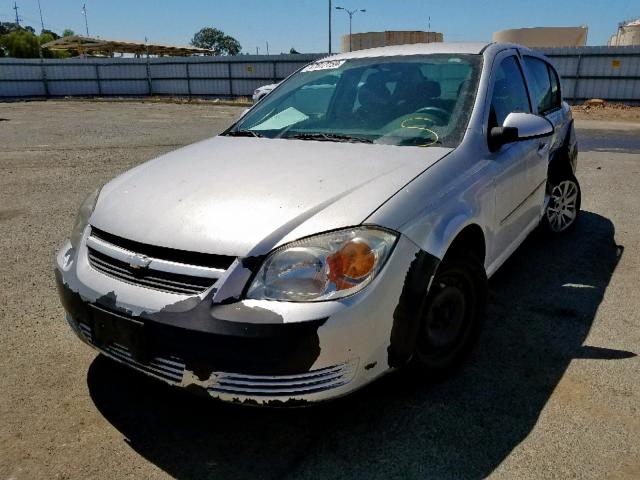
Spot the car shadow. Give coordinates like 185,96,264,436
87,211,632,479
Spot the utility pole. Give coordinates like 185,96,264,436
81,3,89,36
13,2,20,26
328,0,332,54
37,0,45,31
266,41,269,55
335,6,366,52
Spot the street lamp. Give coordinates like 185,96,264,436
335,6,366,52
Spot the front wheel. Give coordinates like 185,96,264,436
411,252,487,381
542,174,581,234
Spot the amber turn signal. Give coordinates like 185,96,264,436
327,239,375,290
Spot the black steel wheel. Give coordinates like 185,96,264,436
412,252,487,380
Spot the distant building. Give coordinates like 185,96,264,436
341,31,443,53
608,19,640,46
493,27,588,48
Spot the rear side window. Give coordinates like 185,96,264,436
489,55,531,128
548,64,562,110
524,56,559,114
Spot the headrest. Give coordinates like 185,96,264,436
358,73,391,108
423,79,441,98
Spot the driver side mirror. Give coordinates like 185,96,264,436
489,112,554,151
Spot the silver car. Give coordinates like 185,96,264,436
56,42,579,405
252,82,278,102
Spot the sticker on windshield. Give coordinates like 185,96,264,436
302,59,346,72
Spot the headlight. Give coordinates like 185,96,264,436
70,187,101,249
246,227,398,302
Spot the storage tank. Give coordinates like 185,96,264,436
493,26,588,47
608,19,640,46
341,31,443,52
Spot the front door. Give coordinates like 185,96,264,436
486,53,543,259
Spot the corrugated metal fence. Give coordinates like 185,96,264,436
1,47,639,103
0,54,324,98
539,45,640,104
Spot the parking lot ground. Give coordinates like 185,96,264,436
0,101,639,479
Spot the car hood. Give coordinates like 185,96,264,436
90,136,451,257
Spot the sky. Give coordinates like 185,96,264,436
1,0,638,53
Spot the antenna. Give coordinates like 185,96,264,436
81,4,89,36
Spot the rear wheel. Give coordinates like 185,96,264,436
543,174,581,234
411,252,487,381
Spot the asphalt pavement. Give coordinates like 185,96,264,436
0,101,638,479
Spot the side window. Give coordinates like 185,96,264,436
489,56,531,129
523,56,554,114
548,64,562,110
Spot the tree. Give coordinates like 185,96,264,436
1,22,16,35
38,31,67,58
62,29,75,37
190,27,241,55
289,47,300,54
0,29,39,58
41,29,60,40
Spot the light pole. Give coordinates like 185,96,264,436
328,0,332,54
335,6,366,52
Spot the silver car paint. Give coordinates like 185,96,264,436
91,136,452,257
369,44,573,277
56,42,575,404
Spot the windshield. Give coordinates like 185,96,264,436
230,54,482,148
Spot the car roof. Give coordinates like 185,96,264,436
329,42,491,60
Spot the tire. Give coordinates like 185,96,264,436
410,251,487,381
542,174,581,234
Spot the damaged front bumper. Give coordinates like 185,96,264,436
55,233,430,406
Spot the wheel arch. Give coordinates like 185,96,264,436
548,119,578,184
418,214,488,269
442,223,487,265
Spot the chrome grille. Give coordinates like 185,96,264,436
87,247,214,295
78,322,185,383
85,227,235,295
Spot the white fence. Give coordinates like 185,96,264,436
1,47,639,103
0,54,324,98
539,45,640,104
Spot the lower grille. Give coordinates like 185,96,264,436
78,322,185,383
77,321,357,397
207,362,358,396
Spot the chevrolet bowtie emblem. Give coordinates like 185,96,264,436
129,254,152,270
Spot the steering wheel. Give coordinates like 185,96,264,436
415,106,449,124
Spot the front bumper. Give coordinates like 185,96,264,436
55,233,424,405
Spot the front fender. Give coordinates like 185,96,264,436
410,205,486,262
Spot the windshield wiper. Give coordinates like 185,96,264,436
282,132,373,144
224,129,264,138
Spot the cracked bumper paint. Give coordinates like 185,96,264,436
55,234,425,405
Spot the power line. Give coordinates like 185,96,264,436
37,0,44,31
13,1,20,26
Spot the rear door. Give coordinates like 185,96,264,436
522,56,563,213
